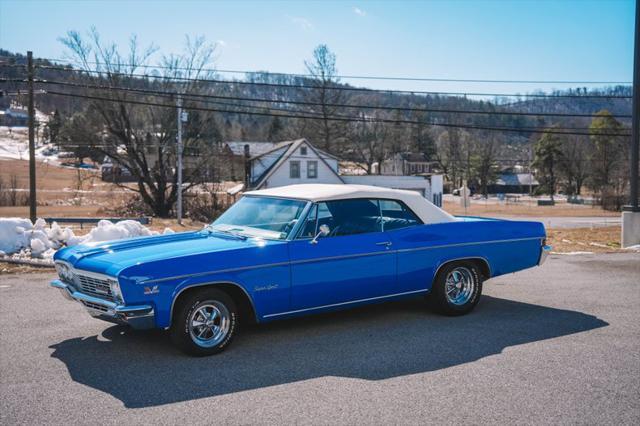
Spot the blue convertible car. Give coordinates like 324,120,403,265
51,184,551,356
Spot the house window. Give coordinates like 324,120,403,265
290,161,301,178
300,146,308,155
307,161,318,179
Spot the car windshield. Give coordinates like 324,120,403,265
209,196,308,240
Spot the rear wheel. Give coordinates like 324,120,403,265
170,288,238,356
429,261,483,316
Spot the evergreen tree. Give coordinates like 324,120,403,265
532,130,564,200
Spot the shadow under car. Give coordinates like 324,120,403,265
49,295,608,408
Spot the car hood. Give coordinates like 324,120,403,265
54,230,284,277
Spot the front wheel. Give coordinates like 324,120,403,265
170,288,238,356
429,261,483,316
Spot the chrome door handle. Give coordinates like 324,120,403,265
376,241,393,247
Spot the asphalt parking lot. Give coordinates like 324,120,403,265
1,253,639,425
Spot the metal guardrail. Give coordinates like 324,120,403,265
43,217,151,229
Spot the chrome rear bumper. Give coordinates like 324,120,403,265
538,245,552,265
50,279,155,329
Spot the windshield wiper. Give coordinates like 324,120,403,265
205,226,248,240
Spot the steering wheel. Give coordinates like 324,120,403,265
329,225,342,237
283,219,298,234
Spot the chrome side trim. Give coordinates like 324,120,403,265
143,261,291,284
169,281,259,325
291,249,393,265
263,289,427,318
142,237,541,285
395,236,542,254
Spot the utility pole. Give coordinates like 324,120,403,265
176,95,183,225
529,148,533,198
27,51,37,223
622,0,640,247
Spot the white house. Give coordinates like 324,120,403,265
379,152,438,176
248,139,343,189
246,139,444,207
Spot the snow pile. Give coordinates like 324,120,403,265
69,219,155,245
0,218,172,264
0,218,33,254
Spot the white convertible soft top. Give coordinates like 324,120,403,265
245,184,457,224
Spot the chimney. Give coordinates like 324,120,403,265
244,144,251,187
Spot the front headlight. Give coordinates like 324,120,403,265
55,262,74,283
108,278,124,304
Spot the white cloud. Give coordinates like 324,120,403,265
216,40,227,47
287,15,313,31
353,7,366,17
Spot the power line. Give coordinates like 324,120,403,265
39,57,633,84
2,76,630,130
33,65,633,100
3,77,626,130
44,89,631,137
28,78,633,119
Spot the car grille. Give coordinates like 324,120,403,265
81,300,110,312
76,274,115,302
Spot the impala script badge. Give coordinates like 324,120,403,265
254,284,279,292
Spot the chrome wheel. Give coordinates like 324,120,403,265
445,266,476,306
188,301,231,348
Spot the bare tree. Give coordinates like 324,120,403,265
435,127,466,189
588,110,628,199
558,134,590,196
304,44,347,153
470,135,499,197
347,113,392,174
59,29,221,217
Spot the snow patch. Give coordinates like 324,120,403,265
71,220,154,246
0,217,174,264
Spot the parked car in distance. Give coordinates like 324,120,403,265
51,184,550,356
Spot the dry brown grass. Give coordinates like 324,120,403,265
0,159,132,213
0,262,53,275
546,226,624,253
0,159,94,190
443,199,618,218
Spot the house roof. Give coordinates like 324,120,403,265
251,139,343,189
245,184,456,224
224,141,279,156
250,139,339,161
396,152,432,162
495,173,539,186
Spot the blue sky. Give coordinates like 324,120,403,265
0,0,635,94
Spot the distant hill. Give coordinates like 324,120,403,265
0,49,631,150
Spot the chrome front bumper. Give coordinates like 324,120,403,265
538,245,552,265
50,279,155,329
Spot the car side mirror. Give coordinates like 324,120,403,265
310,224,330,244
